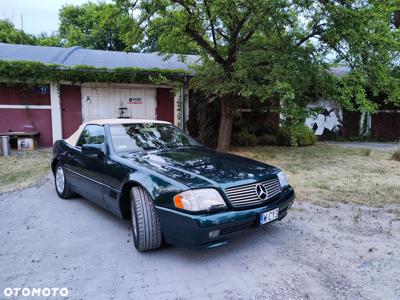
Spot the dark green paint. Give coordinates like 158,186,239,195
53,124,295,248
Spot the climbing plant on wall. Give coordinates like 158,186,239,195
0,60,189,88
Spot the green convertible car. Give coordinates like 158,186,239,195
52,119,295,251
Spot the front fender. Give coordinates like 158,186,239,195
113,160,190,219
122,169,188,207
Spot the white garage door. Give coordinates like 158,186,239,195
81,85,157,121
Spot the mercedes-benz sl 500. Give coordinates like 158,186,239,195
52,119,295,251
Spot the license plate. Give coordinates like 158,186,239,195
260,208,279,225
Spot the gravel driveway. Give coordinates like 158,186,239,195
1,177,399,300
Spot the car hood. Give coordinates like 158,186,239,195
123,146,280,189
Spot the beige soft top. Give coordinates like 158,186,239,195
64,118,171,146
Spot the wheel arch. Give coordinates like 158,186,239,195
51,140,64,174
119,180,151,220
116,168,187,220
51,158,60,174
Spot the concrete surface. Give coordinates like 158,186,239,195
322,141,398,151
0,178,399,300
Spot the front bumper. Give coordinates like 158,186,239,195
156,187,295,249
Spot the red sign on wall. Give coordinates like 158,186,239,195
128,97,143,104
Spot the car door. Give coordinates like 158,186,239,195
64,124,107,208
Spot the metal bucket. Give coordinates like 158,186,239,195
0,136,10,157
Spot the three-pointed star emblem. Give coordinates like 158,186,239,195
255,184,268,200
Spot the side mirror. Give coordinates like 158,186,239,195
82,144,104,156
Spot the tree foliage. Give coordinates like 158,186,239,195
35,33,63,47
58,2,139,51
0,19,37,45
115,0,400,149
1,1,400,150
0,2,141,50
0,19,63,47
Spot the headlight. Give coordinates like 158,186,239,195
277,171,289,188
173,189,227,212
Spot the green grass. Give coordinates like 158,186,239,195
232,143,400,206
0,149,52,193
1,144,399,207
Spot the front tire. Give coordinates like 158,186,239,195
54,163,76,199
130,186,162,251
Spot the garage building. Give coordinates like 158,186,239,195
0,43,196,146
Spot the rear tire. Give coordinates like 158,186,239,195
130,186,162,251
54,163,76,199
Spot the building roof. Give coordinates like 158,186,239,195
0,43,351,77
65,119,171,146
0,43,198,72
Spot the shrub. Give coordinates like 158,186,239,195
259,134,278,145
276,126,292,146
277,125,316,146
392,150,400,162
232,129,258,146
297,127,317,146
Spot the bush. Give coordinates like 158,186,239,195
188,92,316,148
297,127,317,146
277,125,316,146
276,127,292,146
232,129,258,146
259,134,278,145
392,150,400,162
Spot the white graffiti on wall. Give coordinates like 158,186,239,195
305,101,343,136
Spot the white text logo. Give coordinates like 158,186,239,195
3,287,69,297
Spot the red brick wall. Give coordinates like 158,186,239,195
0,109,52,146
156,88,174,123
0,84,53,146
0,83,50,105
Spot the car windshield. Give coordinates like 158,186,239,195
110,123,200,153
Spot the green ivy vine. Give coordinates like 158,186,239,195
0,60,190,88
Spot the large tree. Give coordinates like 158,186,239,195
0,19,36,45
59,2,139,51
118,0,400,151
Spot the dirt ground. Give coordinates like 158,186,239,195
1,177,399,300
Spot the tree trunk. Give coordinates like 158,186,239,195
217,96,234,152
395,11,400,29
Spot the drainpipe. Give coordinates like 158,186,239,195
182,76,188,132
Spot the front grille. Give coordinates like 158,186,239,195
225,177,282,208
219,219,257,236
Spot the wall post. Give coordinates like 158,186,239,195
50,82,62,143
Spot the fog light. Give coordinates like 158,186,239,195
209,230,220,238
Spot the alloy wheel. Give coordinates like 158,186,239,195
55,166,65,194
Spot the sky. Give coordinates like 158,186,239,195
0,0,110,35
